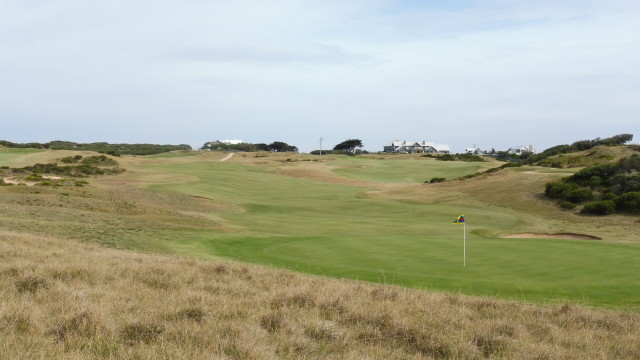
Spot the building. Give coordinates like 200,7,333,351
508,145,536,155
219,140,243,145
383,140,450,154
465,147,485,155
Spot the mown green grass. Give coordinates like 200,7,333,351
145,158,640,310
329,156,496,183
0,148,45,166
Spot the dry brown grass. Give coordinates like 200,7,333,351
1,230,639,359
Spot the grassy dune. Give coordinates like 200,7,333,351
2,231,640,359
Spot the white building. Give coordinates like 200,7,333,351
383,140,450,154
465,147,485,155
508,145,536,155
219,140,243,145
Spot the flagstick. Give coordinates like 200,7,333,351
463,221,466,267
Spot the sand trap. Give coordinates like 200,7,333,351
1,177,36,186
502,233,602,240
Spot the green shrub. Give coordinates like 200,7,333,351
565,188,594,203
545,182,578,199
429,177,447,183
615,192,640,213
581,200,616,215
25,173,43,181
560,201,576,210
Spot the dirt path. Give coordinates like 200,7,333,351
220,153,234,162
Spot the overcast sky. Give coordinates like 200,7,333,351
1,0,638,153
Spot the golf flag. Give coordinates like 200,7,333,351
452,214,467,267
453,214,465,224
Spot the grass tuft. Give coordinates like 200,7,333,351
171,308,207,323
121,322,165,344
51,311,97,342
14,275,50,293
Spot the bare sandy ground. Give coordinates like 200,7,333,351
1,175,62,186
502,233,602,240
219,153,234,162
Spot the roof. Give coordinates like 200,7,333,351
386,140,450,152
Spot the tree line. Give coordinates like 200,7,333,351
200,141,298,152
0,140,192,156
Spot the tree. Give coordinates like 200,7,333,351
268,141,298,152
333,139,363,153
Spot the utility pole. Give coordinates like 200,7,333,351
319,137,323,156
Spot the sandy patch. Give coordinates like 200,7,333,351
220,153,234,162
502,233,602,240
1,177,36,186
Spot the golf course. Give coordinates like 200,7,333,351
0,147,626,308
2,148,640,310
3,146,640,359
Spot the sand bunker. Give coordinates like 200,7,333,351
502,233,602,240
1,177,35,186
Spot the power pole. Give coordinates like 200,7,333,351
319,137,323,156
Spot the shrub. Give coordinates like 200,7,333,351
429,177,446,183
437,154,456,161
581,200,616,215
564,188,594,203
25,173,43,181
545,182,578,199
615,192,640,213
560,201,576,210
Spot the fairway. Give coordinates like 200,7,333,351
0,148,45,166
142,155,640,310
328,156,495,183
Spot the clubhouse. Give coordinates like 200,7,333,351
383,140,451,154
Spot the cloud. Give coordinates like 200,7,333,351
0,1,638,152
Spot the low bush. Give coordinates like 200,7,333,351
565,188,594,203
560,201,576,210
545,182,578,199
615,192,640,213
428,177,446,183
581,201,616,215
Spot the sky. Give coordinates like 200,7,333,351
1,0,638,153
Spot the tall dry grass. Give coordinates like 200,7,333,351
1,230,639,359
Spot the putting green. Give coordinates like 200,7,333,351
146,158,640,310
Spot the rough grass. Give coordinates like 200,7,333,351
1,231,640,359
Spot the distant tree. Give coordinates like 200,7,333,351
333,139,363,153
268,141,298,152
